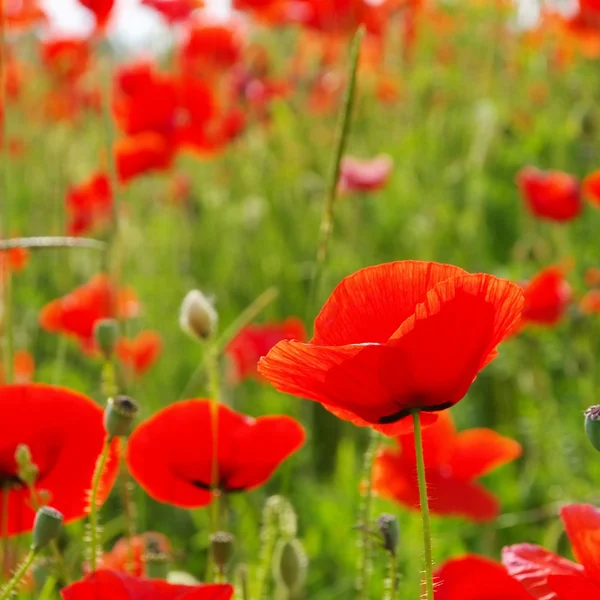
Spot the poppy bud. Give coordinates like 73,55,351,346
377,513,399,556
94,319,120,358
15,443,38,486
32,507,63,552
144,536,171,580
210,532,234,574
272,538,307,593
179,290,218,341
585,405,600,451
104,395,139,438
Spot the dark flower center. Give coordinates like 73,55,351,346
190,479,245,494
377,401,454,424
0,472,25,489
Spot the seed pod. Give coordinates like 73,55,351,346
585,405,600,451
210,532,234,574
272,538,307,593
94,319,120,358
32,507,63,552
104,395,139,438
179,290,218,341
377,513,399,556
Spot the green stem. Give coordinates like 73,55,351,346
307,25,364,316
88,438,112,572
1,484,9,579
383,553,398,600
412,411,434,600
0,549,36,600
2,274,13,382
120,459,136,574
357,430,378,600
0,237,105,251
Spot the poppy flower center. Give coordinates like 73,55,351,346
377,401,454,424
189,478,245,494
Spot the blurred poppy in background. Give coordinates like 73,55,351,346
520,265,571,326
141,0,202,24
115,133,175,183
40,38,91,84
75,0,115,31
259,261,523,436
0,350,35,384
0,384,119,536
3,0,47,30
583,168,600,207
116,331,162,376
66,171,113,236
338,154,394,193
372,411,521,521
127,399,305,508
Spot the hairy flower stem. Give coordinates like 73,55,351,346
357,430,378,600
88,437,112,572
412,411,434,600
383,553,398,600
0,549,36,600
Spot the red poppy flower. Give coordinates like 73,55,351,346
3,0,47,30
62,570,234,600
258,261,523,436
116,331,162,376
517,166,581,222
232,0,310,24
0,240,29,280
75,0,115,30
66,171,113,236
114,133,175,183
226,318,306,383
583,169,600,208
141,0,201,24
40,38,90,84
503,504,600,599
435,555,534,599
0,384,119,537
40,274,139,351
372,411,521,521
127,400,305,508
338,154,394,194
520,265,571,326
581,290,600,314
0,350,35,384
585,267,600,287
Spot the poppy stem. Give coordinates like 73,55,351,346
0,548,36,600
383,552,399,600
88,437,112,573
412,411,434,600
1,484,9,579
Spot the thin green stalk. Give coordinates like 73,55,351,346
383,553,398,600
2,274,13,382
412,411,434,600
206,346,221,539
357,430,378,600
88,438,112,572
0,237,105,251
307,26,364,315
120,459,136,574
1,484,9,578
0,549,36,600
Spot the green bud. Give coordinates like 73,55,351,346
32,507,63,552
377,513,400,556
94,319,120,358
144,534,171,579
272,538,307,593
104,395,139,438
210,532,234,574
585,405,600,451
179,290,218,341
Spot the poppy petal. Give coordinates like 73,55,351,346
547,574,600,598
502,544,583,600
448,429,522,480
559,504,600,579
435,555,534,600
311,261,468,346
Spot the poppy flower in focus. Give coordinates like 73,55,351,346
0,350,35,384
115,133,175,183
258,261,523,436
520,265,571,326
75,0,115,30
62,569,234,600
39,274,139,351
435,555,534,599
226,318,306,384
116,331,162,376
517,166,581,222
0,384,119,536
503,504,600,598
338,154,394,194
372,411,522,521
127,399,305,508
583,169,600,208
40,38,90,84
66,171,113,236
141,0,202,24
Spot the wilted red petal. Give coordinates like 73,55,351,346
435,555,534,599
126,400,304,508
560,504,600,579
547,574,600,598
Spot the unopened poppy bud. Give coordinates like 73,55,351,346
15,444,38,486
179,290,218,341
104,395,139,438
377,513,399,556
272,538,307,593
94,319,120,358
210,532,234,573
144,543,170,579
585,405,600,451
32,507,63,552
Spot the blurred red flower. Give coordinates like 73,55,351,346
520,265,571,326
517,166,581,222
116,331,162,376
0,384,119,536
141,0,202,24
66,171,113,236
583,169,600,208
39,274,139,351
62,569,233,600
0,350,35,384
0,240,29,280
2,0,47,30
127,400,305,508
435,555,534,599
40,38,90,84
372,411,521,521
75,0,115,30
585,267,600,287
580,289,600,314
115,133,175,183
338,154,394,193
259,261,523,436
226,318,306,383
503,504,600,598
